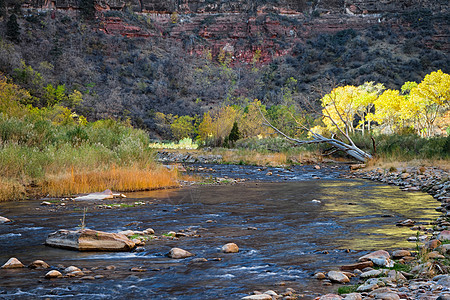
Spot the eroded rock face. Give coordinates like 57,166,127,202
45,229,135,251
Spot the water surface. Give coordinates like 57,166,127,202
0,166,441,299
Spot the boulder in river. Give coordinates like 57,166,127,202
221,243,239,253
168,247,194,259
0,216,11,223
74,189,114,201
45,270,62,279
1,257,24,269
28,260,50,269
45,229,135,251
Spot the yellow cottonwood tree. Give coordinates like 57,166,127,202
408,70,450,137
367,89,406,133
321,85,358,135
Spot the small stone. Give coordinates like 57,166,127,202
67,270,85,277
357,278,380,292
130,267,147,272
343,293,362,300
105,265,116,270
263,290,278,296
426,251,445,259
41,201,52,206
241,294,272,300
191,258,208,263
314,165,321,170
318,294,342,300
1,257,24,269
340,261,374,271
206,220,214,223
94,275,104,279
247,227,258,230
64,266,81,273
360,269,384,278
81,276,96,280
265,172,273,176
396,219,415,226
45,270,62,278
221,243,239,253
392,249,411,258
143,228,155,235
168,247,194,259
314,272,326,279
28,260,50,269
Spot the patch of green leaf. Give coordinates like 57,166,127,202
337,285,359,295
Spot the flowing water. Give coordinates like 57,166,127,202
0,164,441,299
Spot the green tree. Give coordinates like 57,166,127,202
227,121,240,146
170,115,196,140
6,14,20,43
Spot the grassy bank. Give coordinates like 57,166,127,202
0,93,180,201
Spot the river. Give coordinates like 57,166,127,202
0,164,441,299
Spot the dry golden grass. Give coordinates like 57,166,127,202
0,178,26,202
42,165,180,197
221,150,288,166
365,157,450,172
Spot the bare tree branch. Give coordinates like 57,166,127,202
258,106,372,162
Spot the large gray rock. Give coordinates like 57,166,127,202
74,189,114,201
45,229,135,251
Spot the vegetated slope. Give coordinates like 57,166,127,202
0,0,448,139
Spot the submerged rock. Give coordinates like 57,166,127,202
1,257,24,269
168,247,194,259
45,229,135,251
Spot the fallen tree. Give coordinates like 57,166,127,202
260,110,372,162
